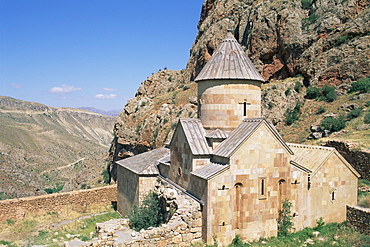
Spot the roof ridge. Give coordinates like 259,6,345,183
287,143,334,151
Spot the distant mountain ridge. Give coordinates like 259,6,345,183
0,96,115,199
79,107,121,117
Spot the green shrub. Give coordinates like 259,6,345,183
285,103,302,125
285,88,292,96
335,35,350,46
277,199,294,236
314,217,325,231
303,13,318,26
182,85,190,90
294,81,302,93
322,85,337,102
305,85,337,102
6,219,15,225
44,184,64,194
316,106,326,114
365,113,370,124
101,162,111,184
301,0,313,10
325,90,337,102
349,78,370,93
320,115,346,132
128,191,164,231
229,235,248,246
347,108,362,120
305,86,321,99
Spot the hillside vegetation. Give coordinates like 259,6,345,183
0,96,115,199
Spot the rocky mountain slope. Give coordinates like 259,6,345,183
109,0,369,179
0,96,115,198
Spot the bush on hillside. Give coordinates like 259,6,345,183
285,103,302,125
346,108,362,120
349,78,370,93
320,115,346,132
305,85,337,102
305,86,321,99
322,85,337,102
294,81,302,93
365,113,370,124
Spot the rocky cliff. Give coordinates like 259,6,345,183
109,0,369,180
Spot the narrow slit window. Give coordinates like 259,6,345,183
259,177,267,199
331,191,335,201
243,102,247,116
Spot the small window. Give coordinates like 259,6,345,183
177,166,182,176
259,177,267,199
331,190,336,201
243,102,247,116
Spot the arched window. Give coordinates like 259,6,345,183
234,183,243,229
278,179,286,210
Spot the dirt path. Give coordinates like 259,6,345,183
50,211,111,231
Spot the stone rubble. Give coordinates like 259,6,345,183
66,180,202,247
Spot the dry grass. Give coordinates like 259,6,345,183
278,87,370,150
0,203,116,246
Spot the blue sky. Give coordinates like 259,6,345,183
0,0,204,111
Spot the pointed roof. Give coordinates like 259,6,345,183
213,118,293,158
116,146,169,175
195,31,264,82
288,143,360,177
205,129,229,139
172,118,212,155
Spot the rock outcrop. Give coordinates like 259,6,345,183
109,0,370,180
188,0,370,87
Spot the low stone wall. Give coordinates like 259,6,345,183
346,205,370,235
0,185,117,222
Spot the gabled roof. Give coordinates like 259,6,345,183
191,162,230,180
288,143,360,177
116,147,169,175
194,31,264,82
205,129,229,139
173,118,212,155
213,118,293,158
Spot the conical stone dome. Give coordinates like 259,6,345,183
196,31,264,131
195,31,264,82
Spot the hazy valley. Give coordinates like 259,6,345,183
0,96,116,199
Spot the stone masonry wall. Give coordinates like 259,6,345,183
346,205,370,235
0,185,117,222
90,178,203,246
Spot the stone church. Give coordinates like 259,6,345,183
116,31,360,245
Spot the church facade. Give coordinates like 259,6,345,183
116,32,360,245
